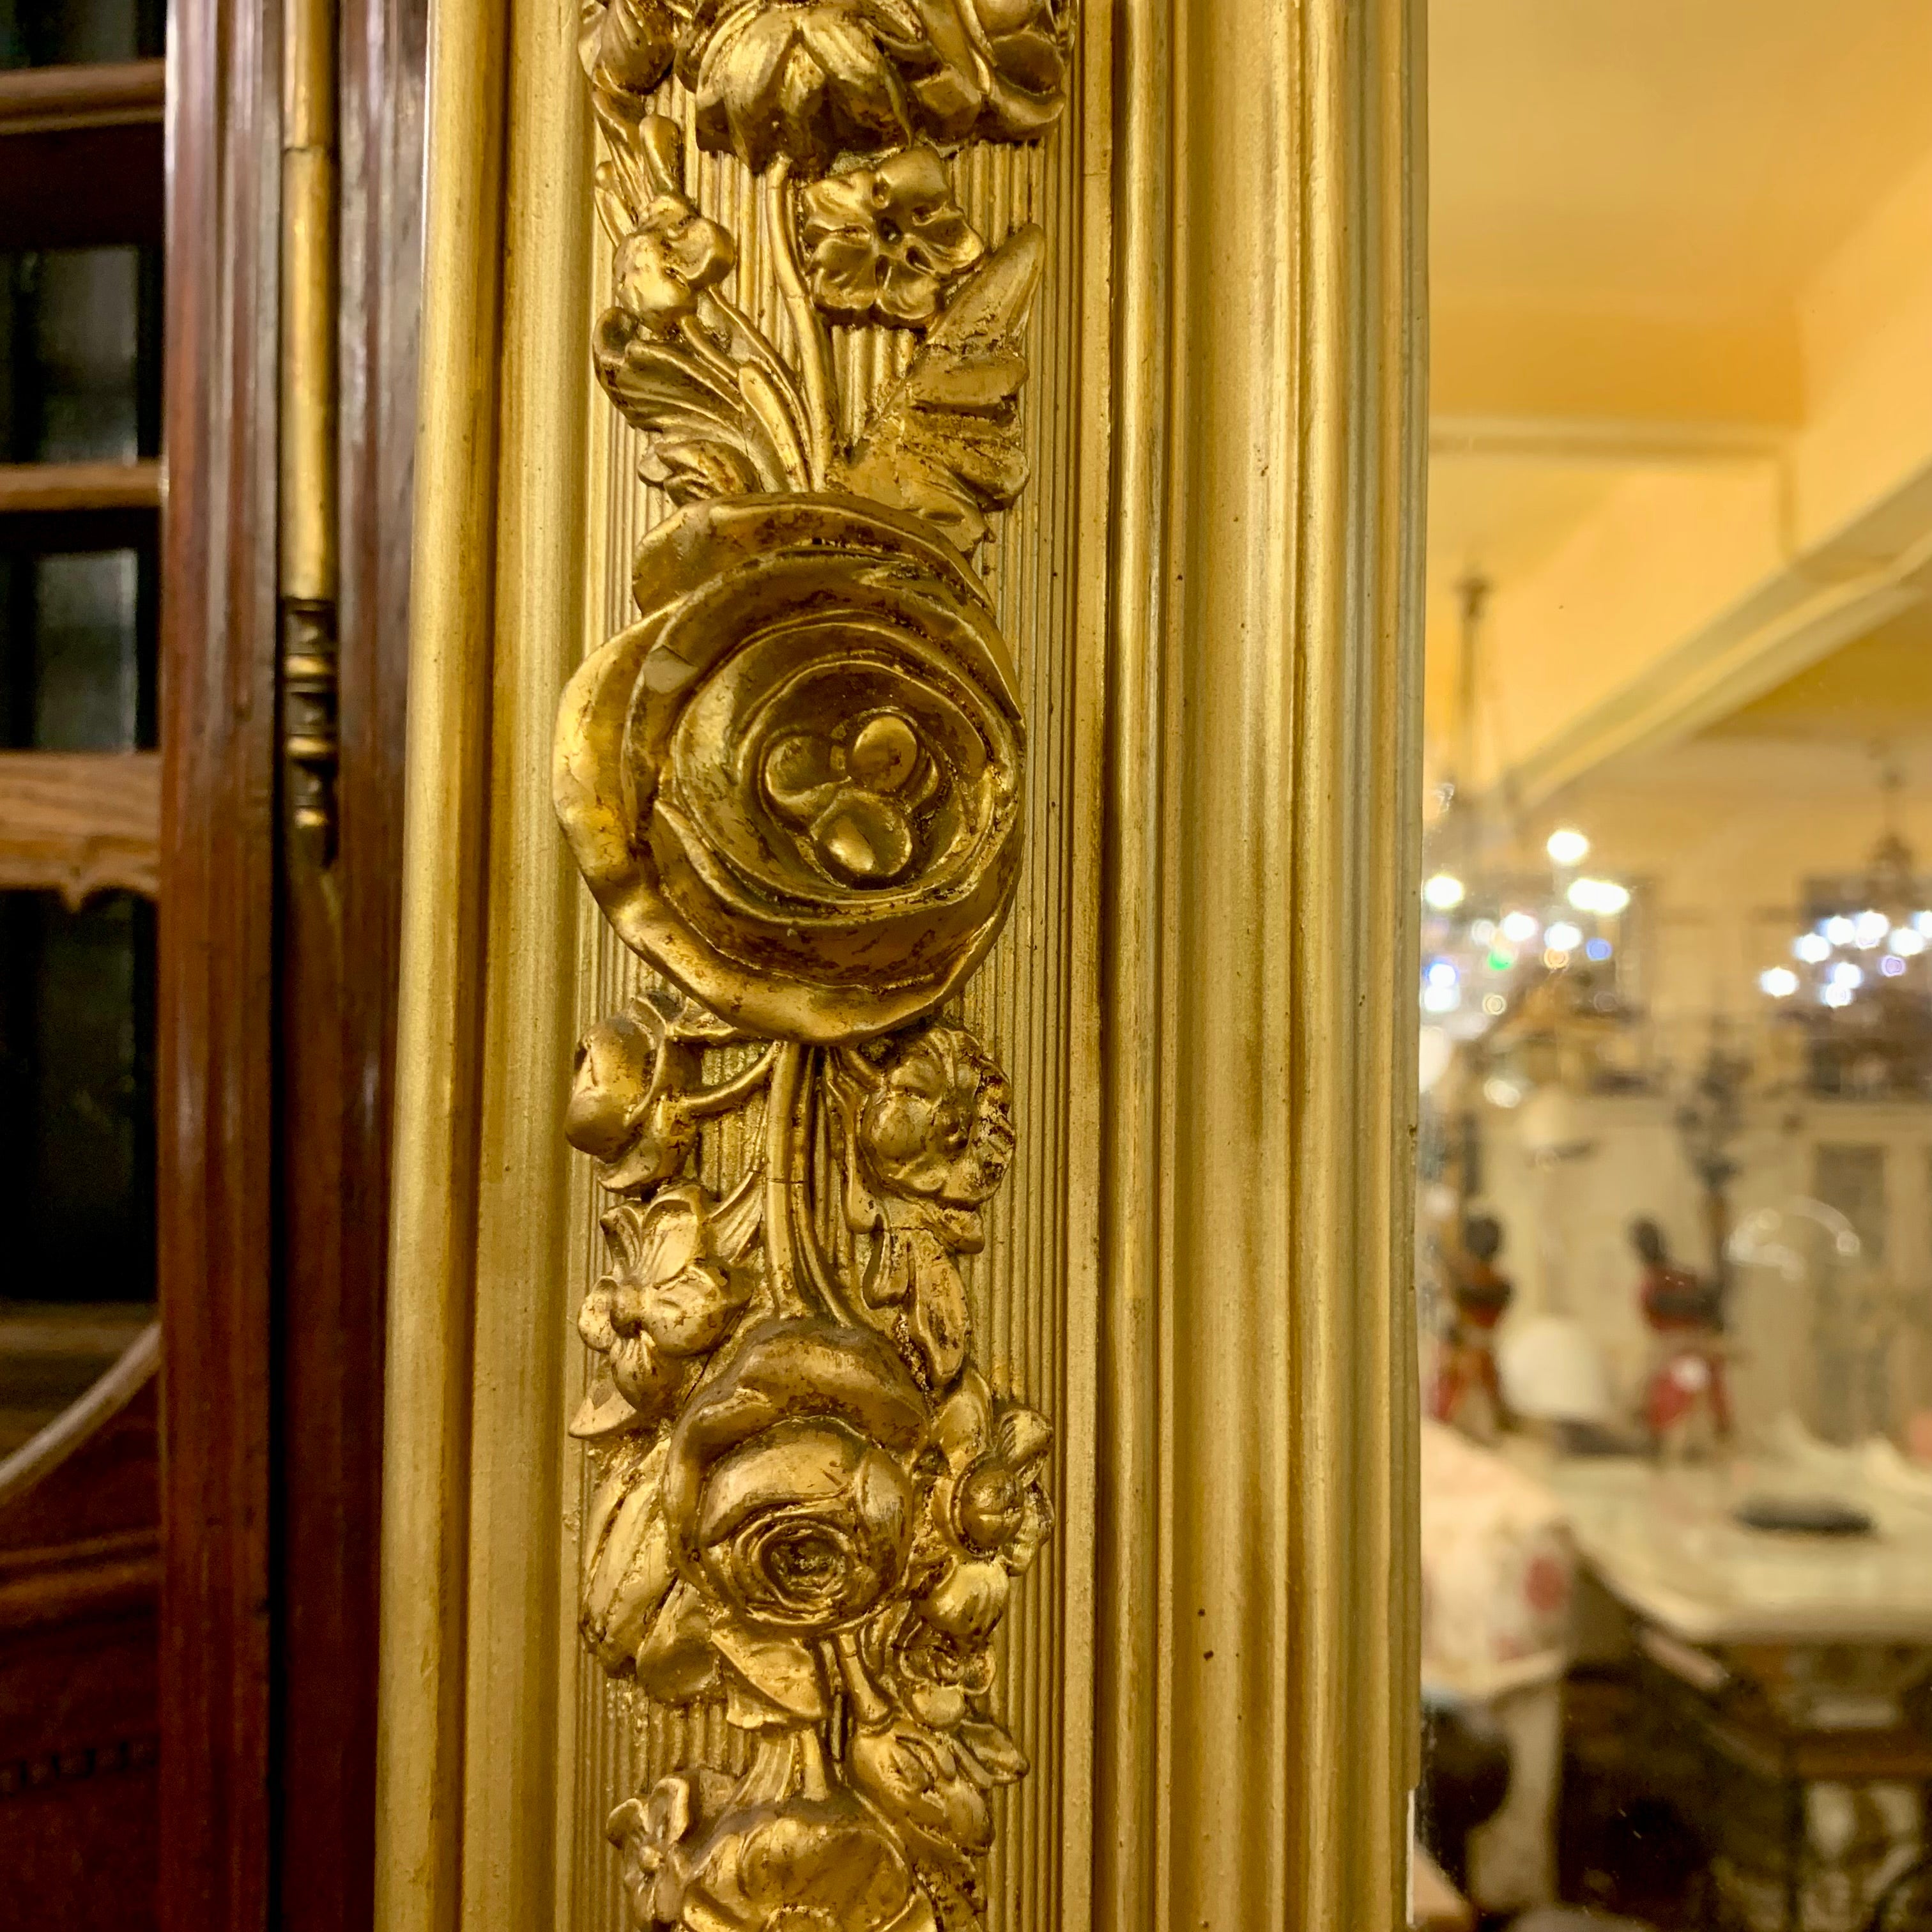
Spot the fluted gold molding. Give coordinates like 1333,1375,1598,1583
375,0,594,1926
377,0,1423,1922
374,0,506,1919
1096,0,1423,1926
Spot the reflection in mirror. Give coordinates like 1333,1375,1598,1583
1415,10,1932,1931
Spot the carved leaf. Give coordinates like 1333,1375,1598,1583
594,316,794,500
849,1717,993,1876
581,1443,680,1671
591,96,684,234
905,1229,970,1386
710,1618,828,1726
954,1715,1027,1785
636,1581,721,1703
840,225,1046,551
595,320,742,442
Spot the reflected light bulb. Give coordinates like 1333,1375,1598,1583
1545,827,1590,867
1423,873,1466,911
1759,967,1798,998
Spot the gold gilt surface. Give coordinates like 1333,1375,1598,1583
553,2,1092,1923
374,0,1420,1924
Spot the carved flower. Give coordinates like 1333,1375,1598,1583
576,1181,755,1430
859,1022,1011,1220
799,147,984,326
682,0,914,176
838,1022,1011,1384
662,1318,930,1637
679,1792,937,1932
614,194,738,332
608,1774,710,1928
555,494,1025,1043
958,0,1074,138
915,1367,1050,1640
861,1598,995,1731
579,0,680,98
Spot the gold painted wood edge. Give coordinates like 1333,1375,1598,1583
0,749,161,902
372,0,510,1923
454,0,592,1918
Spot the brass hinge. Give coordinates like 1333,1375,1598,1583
279,0,338,864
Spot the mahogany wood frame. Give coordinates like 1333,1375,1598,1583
158,1,422,1928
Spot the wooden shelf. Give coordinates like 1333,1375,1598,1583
0,59,164,135
0,63,165,250
0,750,160,903
0,462,161,553
0,460,160,514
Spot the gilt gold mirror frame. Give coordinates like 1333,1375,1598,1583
374,0,1422,1922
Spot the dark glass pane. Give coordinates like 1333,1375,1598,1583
1,244,162,461
0,0,164,68
0,890,155,1301
0,543,155,747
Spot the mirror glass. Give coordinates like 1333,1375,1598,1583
1415,10,1932,1931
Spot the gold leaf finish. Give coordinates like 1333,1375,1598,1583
556,1,1071,1918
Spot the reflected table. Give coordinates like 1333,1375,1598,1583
1533,1449,1932,1932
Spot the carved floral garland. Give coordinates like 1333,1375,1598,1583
553,0,1071,1923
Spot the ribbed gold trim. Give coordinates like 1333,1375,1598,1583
373,0,507,1920
1095,0,1423,1922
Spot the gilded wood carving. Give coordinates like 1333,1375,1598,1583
553,1,1072,1923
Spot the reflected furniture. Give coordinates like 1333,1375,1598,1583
1540,1449,1932,1931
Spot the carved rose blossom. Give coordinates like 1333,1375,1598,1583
673,0,1072,175
555,495,1024,1043
576,1182,755,1432
799,148,984,327
679,1793,938,1932
613,194,738,332
663,1319,929,1639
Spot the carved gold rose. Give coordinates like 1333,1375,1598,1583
555,494,1024,1043
661,1318,930,1642
671,0,1072,176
